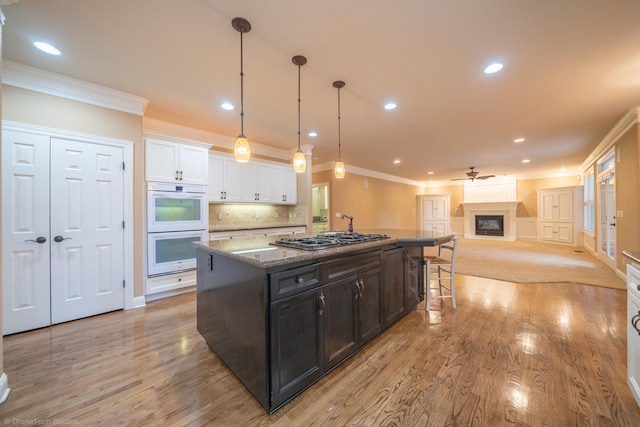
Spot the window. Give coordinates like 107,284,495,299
583,169,595,233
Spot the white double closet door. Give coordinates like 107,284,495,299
2,129,125,335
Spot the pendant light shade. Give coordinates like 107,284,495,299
333,80,346,179
292,55,307,173
232,17,251,163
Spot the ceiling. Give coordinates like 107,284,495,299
2,0,640,184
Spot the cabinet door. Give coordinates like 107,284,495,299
628,267,640,407
178,144,208,184
239,162,258,202
282,167,298,204
269,165,286,203
404,247,422,310
540,223,556,241
359,267,383,344
256,163,275,202
222,157,244,202
556,191,572,221
323,276,359,371
270,288,324,409
146,139,179,183
555,223,573,243
540,193,556,221
208,155,225,201
382,248,407,327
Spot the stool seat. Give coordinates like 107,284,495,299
424,236,458,311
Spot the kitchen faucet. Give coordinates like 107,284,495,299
341,215,354,232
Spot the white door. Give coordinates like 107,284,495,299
598,171,616,268
2,131,52,334
2,131,125,334
49,138,125,324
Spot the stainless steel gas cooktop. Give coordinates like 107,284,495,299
270,232,390,251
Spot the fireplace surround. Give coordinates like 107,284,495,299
462,201,519,241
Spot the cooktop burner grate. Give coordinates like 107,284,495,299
271,232,389,250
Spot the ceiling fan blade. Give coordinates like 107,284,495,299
451,177,470,181
476,175,495,180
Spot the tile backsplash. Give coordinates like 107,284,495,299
209,203,306,230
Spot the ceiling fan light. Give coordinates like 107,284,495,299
234,135,250,162
293,150,306,173
334,160,346,179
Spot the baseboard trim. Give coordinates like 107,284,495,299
0,373,11,404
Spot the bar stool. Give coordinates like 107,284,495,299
424,236,459,311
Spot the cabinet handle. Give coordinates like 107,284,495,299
318,293,325,316
359,278,365,297
354,281,361,300
179,170,183,181
633,311,640,335
295,276,303,284
175,170,179,180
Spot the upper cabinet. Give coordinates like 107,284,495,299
146,138,210,185
208,153,297,205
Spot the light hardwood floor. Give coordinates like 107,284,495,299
2,275,640,426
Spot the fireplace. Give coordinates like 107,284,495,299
475,215,504,237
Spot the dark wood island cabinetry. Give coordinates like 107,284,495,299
196,230,451,413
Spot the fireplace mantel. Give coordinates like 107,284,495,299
462,201,520,241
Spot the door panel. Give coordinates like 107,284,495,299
2,130,51,334
50,138,124,324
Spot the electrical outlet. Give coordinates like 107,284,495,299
336,212,341,217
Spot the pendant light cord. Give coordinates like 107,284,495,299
239,31,245,137
297,63,301,150
337,86,342,160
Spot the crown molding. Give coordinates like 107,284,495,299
313,161,426,188
142,117,294,160
1,60,149,115
581,106,639,171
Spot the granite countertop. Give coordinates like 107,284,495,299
623,251,640,265
195,229,454,269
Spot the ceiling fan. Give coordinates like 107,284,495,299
451,167,495,182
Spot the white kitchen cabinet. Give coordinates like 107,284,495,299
145,270,196,298
537,186,582,245
208,153,297,204
146,138,210,185
628,263,640,408
417,195,450,235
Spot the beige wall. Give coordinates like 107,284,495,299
314,171,583,230
614,124,639,271
2,85,146,297
314,170,423,230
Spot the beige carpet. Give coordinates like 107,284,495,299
449,238,626,290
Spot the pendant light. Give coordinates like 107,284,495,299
232,17,251,163
292,55,307,173
333,80,346,179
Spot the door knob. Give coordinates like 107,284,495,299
24,236,47,244
53,235,72,242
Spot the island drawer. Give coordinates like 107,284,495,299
269,263,322,301
325,251,383,282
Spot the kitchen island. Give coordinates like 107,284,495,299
195,230,453,413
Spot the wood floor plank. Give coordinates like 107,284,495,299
2,274,640,426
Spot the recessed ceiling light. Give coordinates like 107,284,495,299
484,63,503,74
221,102,234,111
34,41,61,56
513,137,525,143
384,102,397,110
308,131,318,137
521,159,530,163
427,171,434,175
393,159,400,164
